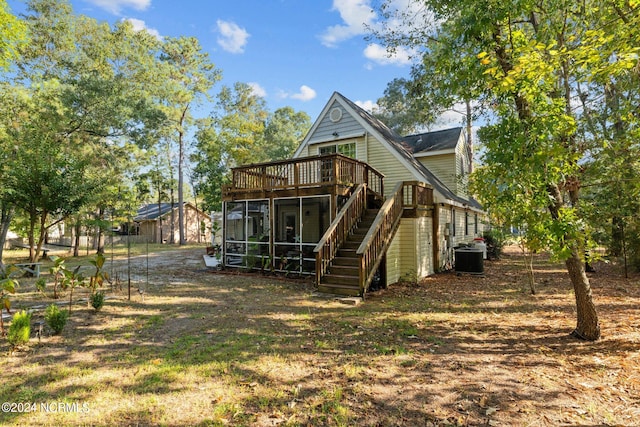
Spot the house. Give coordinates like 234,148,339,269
220,92,484,296
131,202,211,244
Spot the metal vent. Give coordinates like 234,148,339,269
329,107,342,122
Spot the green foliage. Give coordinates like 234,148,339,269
48,255,66,299
90,291,105,311
7,310,31,348
44,304,68,335
88,253,108,294
0,264,19,335
35,277,47,295
482,229,506,260
0,0,27,69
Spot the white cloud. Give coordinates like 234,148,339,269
291,85,317,101
363,43,413,66
124,18,162,40
216,20,250,54
247,82,267,98
278,85,317,102
85,0,150,15
320,0,377,47
354,100,377,113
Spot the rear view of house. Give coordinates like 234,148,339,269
220,92,484,296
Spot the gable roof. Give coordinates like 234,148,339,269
135,203,178,221
294,92,482,210
134,202,208,221
337,93,481,209
403,127,463,155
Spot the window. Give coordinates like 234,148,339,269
320,142,356,159
474,213,478,235
224,200,269,267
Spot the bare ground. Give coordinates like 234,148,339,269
1,245,639,426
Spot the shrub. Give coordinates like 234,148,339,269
483,229,507,260
44,304,68,335
7,310,32,348
90,291,105,311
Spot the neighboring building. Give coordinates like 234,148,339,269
132,202,210,244
220,92,484,296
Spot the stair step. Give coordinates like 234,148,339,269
337,248,357,257
333,257,358,267
329,265,358,276
317,283,361,297
323,273,358,286
342,240,361,250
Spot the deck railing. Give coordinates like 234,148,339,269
314,183,367,286
356,182,405,296
222,154,383,198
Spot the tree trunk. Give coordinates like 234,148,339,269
178,135,185,245
566,249,601,340
0,205,13,271
96,207,105,254
611,216,624,257
73,222,81,257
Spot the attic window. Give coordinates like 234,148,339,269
329,107,343,122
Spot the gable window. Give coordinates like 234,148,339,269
320,142,356,159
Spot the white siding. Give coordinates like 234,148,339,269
419,154,456,194
386,231,401,285
385,217,434,285
367,136,416,197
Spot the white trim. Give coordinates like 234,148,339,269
413,148,456,157
308,131,365,145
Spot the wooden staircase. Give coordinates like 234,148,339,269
317,209,379,296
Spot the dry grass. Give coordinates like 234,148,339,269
1,245,639,426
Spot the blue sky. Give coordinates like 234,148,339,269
8,0,418,121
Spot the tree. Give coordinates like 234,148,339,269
0,0,27,69
214,82,271,167
374,0,639,340
0,0,167,261
373,77,430,135
263,106,311,160
159,36,221,245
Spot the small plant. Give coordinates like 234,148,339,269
35,277,47,296
62,265,85,314
7,310,32,349
48,256,66,299
44,304,69,335
90,291,105,311
0,265,20,336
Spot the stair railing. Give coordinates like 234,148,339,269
356,182,404,296
314,183,367,286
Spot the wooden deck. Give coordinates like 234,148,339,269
222,154,384,201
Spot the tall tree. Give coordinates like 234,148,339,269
263,106,311,160
214,82,270,167
0,0,26,69
374,0,639,340
0,0,166,261
159,36,221,245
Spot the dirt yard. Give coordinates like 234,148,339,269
1,245,638,426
